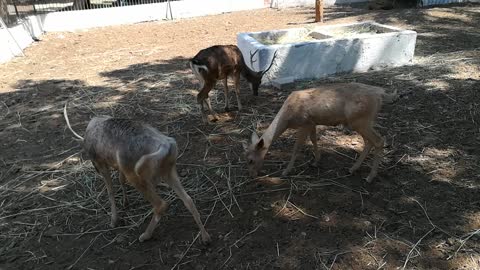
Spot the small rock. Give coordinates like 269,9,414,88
108,259,115,264
253,210,259,216
301,232,307,237
179,169,188,177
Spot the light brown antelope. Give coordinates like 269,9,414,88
243,83,398,182
63,104,211,243
190,45,277,122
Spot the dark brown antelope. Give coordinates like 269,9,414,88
243,83,398,183
63,103,211,243
190,45,277,122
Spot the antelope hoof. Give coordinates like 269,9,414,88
201,232,212,244
110,217,118,228
224,106,231,112
122,198,129,208
311,156,320,167
365,175,375,183
138,232,151,242
349,165,359,174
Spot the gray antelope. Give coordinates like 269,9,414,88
243,83,398,182
63,104,211,243
190,45,277,122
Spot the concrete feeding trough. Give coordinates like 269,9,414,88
237,22,417,85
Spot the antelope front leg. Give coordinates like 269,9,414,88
234,74,242,111
309,126,320,164
349,140,372,174
353,126,384,183
223,78,230,112
119,172,129,207
204,98,219,121
283,128,308,176
197,97,209,123
365,131,384,183
197,83,217,123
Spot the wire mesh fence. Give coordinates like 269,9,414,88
0,0,175,27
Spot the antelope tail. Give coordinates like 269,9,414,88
63,102,84,141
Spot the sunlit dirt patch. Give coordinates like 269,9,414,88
404,147,460,182
464,212,480,231
424,80,450,91
448,254,480,270
425,9,473,23
449,61,480,80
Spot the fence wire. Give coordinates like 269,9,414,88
0,0,176,27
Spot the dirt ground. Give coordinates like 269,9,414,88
1,3,480,270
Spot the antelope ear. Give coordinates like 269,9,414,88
251,132,260,144
255,138,265,150
241,140,249,151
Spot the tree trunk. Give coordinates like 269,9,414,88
315,0,324,23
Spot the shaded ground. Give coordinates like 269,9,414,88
1,3,480,270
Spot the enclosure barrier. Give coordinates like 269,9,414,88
1,0,478,63
1,0,174,27
0,0,266,63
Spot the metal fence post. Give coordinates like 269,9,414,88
165,0,172,20
0,16,26,56
12,0,19,17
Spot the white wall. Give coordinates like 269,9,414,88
0,16,44,63
2,0,476,63
1,0,265,63
269,0,367,8
40,0,265,32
